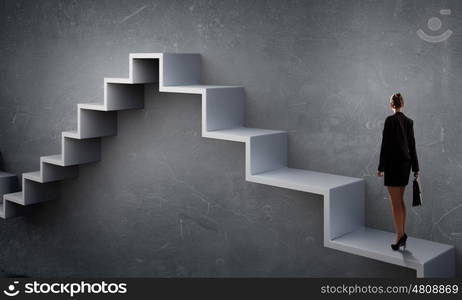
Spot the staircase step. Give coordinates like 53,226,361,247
3,191,23,205
63,130,115,140
0,200,21,219
160,85,242,94
104,82,144,111
78,103,107,111
41,154,64,166
328,227,455,277
104,77,132,84
23,171,42,182
249,167,362,194
205,127,286,142
77,109,118,138
62,130,80,139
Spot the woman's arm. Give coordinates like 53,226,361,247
409,119,419,173
378,117,391,172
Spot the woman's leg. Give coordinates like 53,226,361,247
399,186,406,234
387,186,404,243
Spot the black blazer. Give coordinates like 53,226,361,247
378,111,419,172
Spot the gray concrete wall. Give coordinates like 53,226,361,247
0,0,461,277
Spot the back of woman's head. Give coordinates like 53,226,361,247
390,93,404,108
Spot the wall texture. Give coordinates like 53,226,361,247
0,0,461,277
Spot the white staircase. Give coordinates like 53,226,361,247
0,53,455,277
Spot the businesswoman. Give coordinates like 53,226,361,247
377,93,420,251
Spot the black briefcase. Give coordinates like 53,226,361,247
412,176,422,207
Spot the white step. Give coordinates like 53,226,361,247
104,80,144,111
249,167,363,194
41,148,100,167
160,85,242,94
41,154,65,166
41,154,94,168
3,191,23,205
205,127,286,142
78,102,107,111
77,109,118,138
62,130,80,139
104,77,132,84
23,171,42,182
160,53,201,86
23,166,77,183
62,136,101,166
0,199,21,219
328,227,455,277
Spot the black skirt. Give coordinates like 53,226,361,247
384,161,412,186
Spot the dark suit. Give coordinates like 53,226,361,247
378,111,419,186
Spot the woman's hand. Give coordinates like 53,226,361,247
414,171,420,178
377,171,384,177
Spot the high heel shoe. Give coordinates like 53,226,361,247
391,233,407,251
